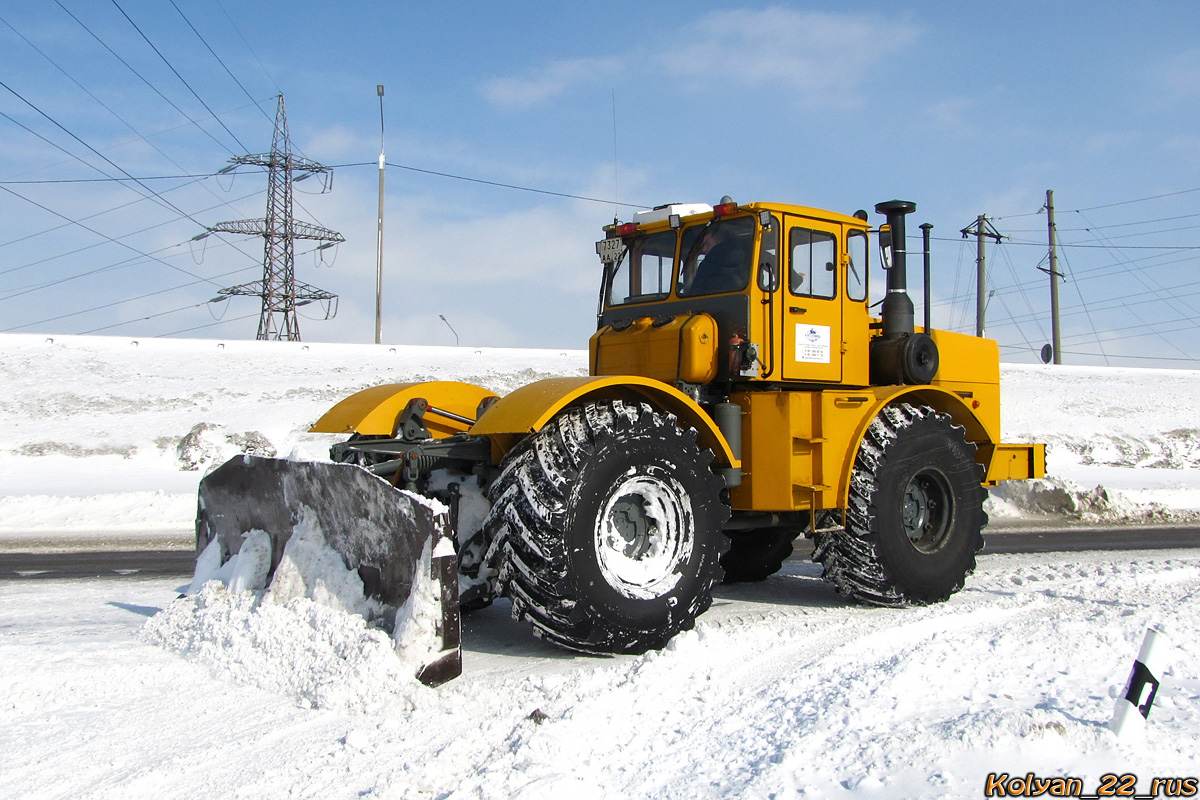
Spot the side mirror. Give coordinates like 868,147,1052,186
878,225,893,270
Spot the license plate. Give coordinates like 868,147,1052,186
595,238,626,263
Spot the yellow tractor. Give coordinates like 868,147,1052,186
197,197,1043,682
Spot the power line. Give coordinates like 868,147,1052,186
213,0,280,95
927,247,1200,313
1070,209,1198,362
930,234,1200,251
997,343,1200,365
0,185,249,301
0,11,244,201
1056,240,1109,366
166,0,274,126
4,240,330,334
1075,186,1200,213
4,263,257,333
993,186,1200,221
0,188,261,279
0,77,234,230
79,300,211,334
0,11,277,278
1004,210,1200,233
109,0,249,152
0,173,251,185
383,160,649,208
158,311,258,338
52,0,236,157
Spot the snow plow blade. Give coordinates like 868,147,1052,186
196,455,461,686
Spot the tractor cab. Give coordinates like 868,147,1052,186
592,198,876,394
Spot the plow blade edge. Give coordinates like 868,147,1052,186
196,455,461,685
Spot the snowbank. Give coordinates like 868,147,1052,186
987,475,1200,525
2,333,1200,546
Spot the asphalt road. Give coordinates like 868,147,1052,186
2,526,1198,580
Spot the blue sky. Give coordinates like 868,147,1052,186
3,1,1200,368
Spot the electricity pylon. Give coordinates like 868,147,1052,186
207,94,343,341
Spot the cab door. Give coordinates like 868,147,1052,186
781,217,842,383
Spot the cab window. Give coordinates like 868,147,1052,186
789,228,836,299
757,215,780,291
847,229,868,302
677,216,755,297
606,230,676,305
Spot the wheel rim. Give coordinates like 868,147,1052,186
594,468,694,600
901,467,954,552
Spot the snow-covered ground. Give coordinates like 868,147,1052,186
3,332,1198,548
2,553,1197,798
0,334,586,549
2,333,1199,798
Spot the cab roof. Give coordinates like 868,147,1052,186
623,201,871,233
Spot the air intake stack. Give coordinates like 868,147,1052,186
870,200,939,385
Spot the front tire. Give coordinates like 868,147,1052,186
813,403,987,606
483,400,729,654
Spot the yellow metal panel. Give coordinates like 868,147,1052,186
310,381,498,438
984,443,1046,484
731,389,878,512
730,385,997,513
591,313,719,385
930,329,1000,386
468,375,739,467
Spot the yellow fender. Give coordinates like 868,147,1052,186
310,381,498,439
469,375,740,468
834,385,996,510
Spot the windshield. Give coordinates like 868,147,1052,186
606,230,677,306
677,215,755,297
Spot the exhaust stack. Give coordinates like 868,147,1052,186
876,200,917,339
871,200,939,385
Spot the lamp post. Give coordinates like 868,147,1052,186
439,315,459,346
374,84,385,345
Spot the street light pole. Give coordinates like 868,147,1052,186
439,314,459,346
374,84,385,345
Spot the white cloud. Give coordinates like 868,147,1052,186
659,7,919,106
299,124,371,162
482,57,620,108
481,8,918,110
1161,134,1200,167
923,98,978,134
1155,48,1200,102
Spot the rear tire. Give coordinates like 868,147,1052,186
720,527,802,583
483,400,729,654
813,403,987,606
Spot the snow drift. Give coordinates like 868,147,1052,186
3,334,1200,548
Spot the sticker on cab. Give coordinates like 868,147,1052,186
795,324,831,364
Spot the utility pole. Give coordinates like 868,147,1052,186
960,215,1003,338
206,95,342,341
375,84,386,345
1042,189,1063,364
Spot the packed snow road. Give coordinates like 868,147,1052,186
1,549,1197,799
2,524,1199,579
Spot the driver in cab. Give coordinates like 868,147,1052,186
679,223,751,296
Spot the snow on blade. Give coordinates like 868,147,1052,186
140,583,427,714
146,501,455,700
